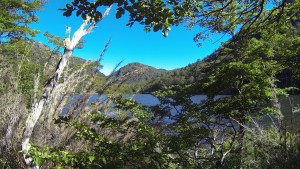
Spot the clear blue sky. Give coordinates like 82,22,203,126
31,1,229,75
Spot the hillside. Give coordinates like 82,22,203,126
138,53,218,93
134,42,299,94
15,40,297,95
138,19,300,94
106,50,219,93
106,62,167,93
0,41,105,96
110,62,167,83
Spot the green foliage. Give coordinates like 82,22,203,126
0,0,45,42
3,0,300,169
64,0,300,42
242,127,300,168
43,31,64,47
44,31,86,50
28,96,175,168
18,60,42,108
26,2,300,168
144,61,206,93
0,41,45,107
27,73,300,169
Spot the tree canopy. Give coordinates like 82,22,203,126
62,0,300,41
1,0,300,168
0,0,45,42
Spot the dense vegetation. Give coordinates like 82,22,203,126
1,0,300,169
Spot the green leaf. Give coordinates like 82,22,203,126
63,10,72,17
153,24,161,32
89,155,95,162
94,11,102,22
81,13,87,20
144,27,151,33
66,4,72,10
35,156,41,166
116,7,124,19
76,10,82,16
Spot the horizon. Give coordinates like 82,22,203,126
31,0,230,75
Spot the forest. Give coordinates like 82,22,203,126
0,0,300,168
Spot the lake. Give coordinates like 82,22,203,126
135,94,299,126
65,94,300,129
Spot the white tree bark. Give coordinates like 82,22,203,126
21,6,112,168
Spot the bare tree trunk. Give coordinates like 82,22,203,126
21,6,112,168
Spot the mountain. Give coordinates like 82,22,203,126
0,41,105,92
105,59,208,93
10,42,209,94
139,18,300,94
107,62,168,93
134,50,224,93
110,62,167,83
19,41,298,95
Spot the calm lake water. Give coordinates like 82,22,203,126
132,94,300,128
65,94,300,128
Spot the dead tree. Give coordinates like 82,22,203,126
21,6,112,169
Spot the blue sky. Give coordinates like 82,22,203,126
31,1,229,75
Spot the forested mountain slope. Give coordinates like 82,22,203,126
140,31,300,94
107,62,167,93
110,62,167,83
4,36,297,96
0,41,105,99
